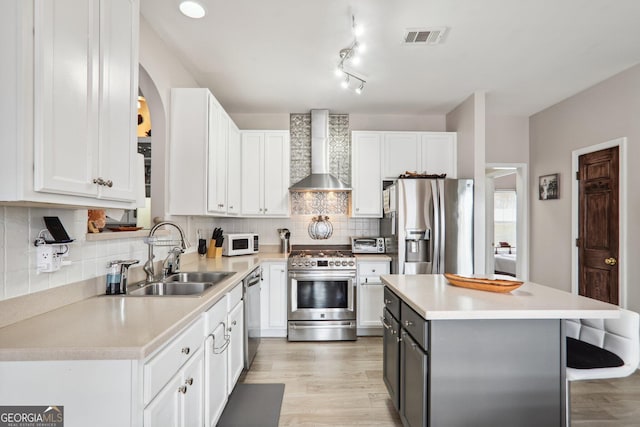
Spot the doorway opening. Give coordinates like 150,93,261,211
485,163,528,280
572,137,628,307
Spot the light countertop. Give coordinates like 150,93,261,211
354,254,392,261
381,274,619,320
0,253,286,362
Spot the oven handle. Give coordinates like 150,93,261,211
288,271,356,280
290,322,356,330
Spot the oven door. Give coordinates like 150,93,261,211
288,270,356,321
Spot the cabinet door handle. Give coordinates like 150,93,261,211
104,180,113,188
229,206,234,209
208,326,231,354
404,320,414,327
384,299,392,305
92,177,104,185
380,316,392,330
178,385,187,394
264,208,268,212
185,377,193,386
181,347,190,355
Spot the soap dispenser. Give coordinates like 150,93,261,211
106,259,140,295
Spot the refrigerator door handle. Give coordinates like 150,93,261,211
438,179,446,273
431,179,441,273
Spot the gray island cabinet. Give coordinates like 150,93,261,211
380,274,619,427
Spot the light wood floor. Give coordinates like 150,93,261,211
241,337,640,427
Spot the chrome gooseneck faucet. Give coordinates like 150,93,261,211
143,221,190,282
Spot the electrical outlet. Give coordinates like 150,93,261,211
36,245,62,273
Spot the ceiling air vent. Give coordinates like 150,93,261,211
403,27,448,45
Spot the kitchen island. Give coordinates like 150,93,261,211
380,274,619,427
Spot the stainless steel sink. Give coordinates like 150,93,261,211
128,281,213,296
125,271,235,297
165,271,234,284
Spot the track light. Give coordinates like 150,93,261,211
334,14,368,94
352,15,364,37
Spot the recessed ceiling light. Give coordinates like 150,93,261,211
179,1,206,19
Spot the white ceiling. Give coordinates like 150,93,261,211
141,0,640,117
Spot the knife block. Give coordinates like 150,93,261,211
207,244,223,258
206,242,217,258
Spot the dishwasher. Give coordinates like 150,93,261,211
243,266,262,369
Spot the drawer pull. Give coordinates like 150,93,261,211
185,377,193,386
404,320,414,327
181,347,190,355
178,385,187,394
384,299,392,305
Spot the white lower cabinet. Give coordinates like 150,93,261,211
260,261,288,337
357,260,390,335
204,282,244,427
227,288,244,391
144,347,204,427
0,282,250,427
204,296,229,427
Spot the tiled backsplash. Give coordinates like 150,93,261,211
0,207,170,301
290,112,351,186
190,215,379,246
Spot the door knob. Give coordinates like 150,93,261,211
604,257,617,266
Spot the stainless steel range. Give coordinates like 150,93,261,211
287,246,357,341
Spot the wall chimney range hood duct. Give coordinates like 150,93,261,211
289,109,351,192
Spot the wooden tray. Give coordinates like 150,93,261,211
106,226,143,232
444,273,524,293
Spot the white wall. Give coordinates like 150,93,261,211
0,207,170,301
529,64,640,312
486,115,529,164
138,16,200,220
494,173,517,190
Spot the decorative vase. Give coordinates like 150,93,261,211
308,215,333,240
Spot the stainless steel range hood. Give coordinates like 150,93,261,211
289,109,351,192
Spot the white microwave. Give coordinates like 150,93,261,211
222,233,259,256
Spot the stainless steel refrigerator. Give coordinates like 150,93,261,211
381,178,474,275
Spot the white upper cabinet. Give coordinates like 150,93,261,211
168,88,240,216
207,101,228,215
226,120,241,215
352,132,383,218
0,0,141,207
240,131,290,217
383,133,420,179
382,131,457,179
420,132,457,178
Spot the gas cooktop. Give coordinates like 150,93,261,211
288,246,356,270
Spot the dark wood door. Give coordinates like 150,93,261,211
578,146,619,304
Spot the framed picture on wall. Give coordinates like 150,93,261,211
539,173,559,200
